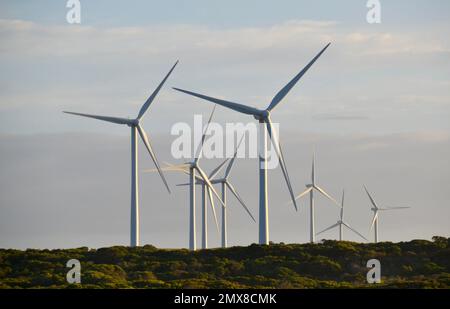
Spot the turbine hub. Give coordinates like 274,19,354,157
253,109,270,121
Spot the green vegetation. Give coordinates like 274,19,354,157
0,237,449,288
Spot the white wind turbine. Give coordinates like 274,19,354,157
63,61,178,247
316,190,368,241
364,185,410,243
293,152,340,243
177,135,256,248
173,43,331,245
154,106,226,251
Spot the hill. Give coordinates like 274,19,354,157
0,237,449,288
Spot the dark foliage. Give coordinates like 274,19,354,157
0,237,449,288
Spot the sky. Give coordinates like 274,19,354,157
0,0,449,249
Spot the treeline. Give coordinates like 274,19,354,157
0,237,449,288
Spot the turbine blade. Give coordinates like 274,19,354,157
195,105,216,163
340,189,345,220
267,43,331,111
209,158,230,179
137,60,178,119
316,222,339,236
363,185,379,209
63,111,132,125
370,211,378,230
143,162,191,175
224,134,245,178
196,166,226,209
265,118,298,211
314,185,340,207
226,182,256,222
342,222,368,241
382,206,411,210
206,186,220,233
173,87,260,116
176,182,191,187
294,187,312,201
137,125,170,193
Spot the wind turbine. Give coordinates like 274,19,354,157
177,135,256,248
364,185,410,243
173,43,331,245
63,61,178,247
293,152,340,243
153,106,226,250
316,190,368,241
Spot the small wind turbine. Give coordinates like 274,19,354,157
150,106,225,251
363,185,410,243
63,61,178,247
173,43,331,245
177,135,256,248
293,152,340,243
316,190,367,241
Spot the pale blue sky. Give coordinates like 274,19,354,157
0,1,449,249
1,0,449,27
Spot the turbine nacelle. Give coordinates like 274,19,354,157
127,118,140,127
253,109,270,121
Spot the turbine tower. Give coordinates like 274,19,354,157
294,152,340,243
173,43,331,244
63,61,178,247
316,190,367,241
364,185,410,243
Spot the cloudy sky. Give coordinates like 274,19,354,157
0,0,449,249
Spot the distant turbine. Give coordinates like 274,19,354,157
363,185,410,243
293,152,340,243
173,43,331,245
151,106,225,250
63,61,178,247
177,135,256,248
316,190,367,241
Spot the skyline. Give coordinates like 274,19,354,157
0,1,449,249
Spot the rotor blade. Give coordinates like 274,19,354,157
316,222,339,236
225,134,245,178
195,105,216,163
265,118,298,211
226,182,256,222
314,185,340,207
363,185,379,209
173,87,260,116
195,166,226,209
381,206,411,210
342,222,368,241
63,111,132,125
340,190,345,220
294,187,312,201
137,125,170,193
143,162,191,176
137,60,178,119
267,43,331,111
209,158,230,179
370,211,379,230
206,186,220,233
